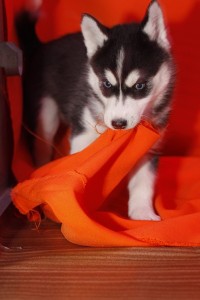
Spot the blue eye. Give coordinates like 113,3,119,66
103,80,112,88
135,82,146,90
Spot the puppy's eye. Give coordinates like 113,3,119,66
103,80,112,89
134,82,146,90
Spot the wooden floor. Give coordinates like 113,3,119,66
1,205,200,300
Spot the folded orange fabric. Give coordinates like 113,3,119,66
11,123,200,247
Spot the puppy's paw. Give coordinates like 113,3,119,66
128,206,161,221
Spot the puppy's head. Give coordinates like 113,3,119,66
81,0,174,130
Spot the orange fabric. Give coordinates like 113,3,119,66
4,0,200,246
11,124,200,247
12,123,155,246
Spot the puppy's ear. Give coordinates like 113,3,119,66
81,14,108,58
141,0,170,51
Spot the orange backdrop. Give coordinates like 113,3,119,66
4,0,200,180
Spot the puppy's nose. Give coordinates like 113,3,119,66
111,119,127,129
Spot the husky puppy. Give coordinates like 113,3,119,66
16,0,175,220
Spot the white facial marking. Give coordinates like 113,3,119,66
103,95,149,129
81,15,108,58
88,65,149,130
143,1,170,50
104,62,172,129
125,70,140,88
105,69,117,86
116,47,125,84
88,57,172,130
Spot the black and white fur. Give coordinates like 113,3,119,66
16,0,175,220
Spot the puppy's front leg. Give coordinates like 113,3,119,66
128,155,161,221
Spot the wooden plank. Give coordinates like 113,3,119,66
1,206,200,300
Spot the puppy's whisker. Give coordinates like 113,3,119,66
84,120,96,129
141,114,151,121
23,123,65,157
